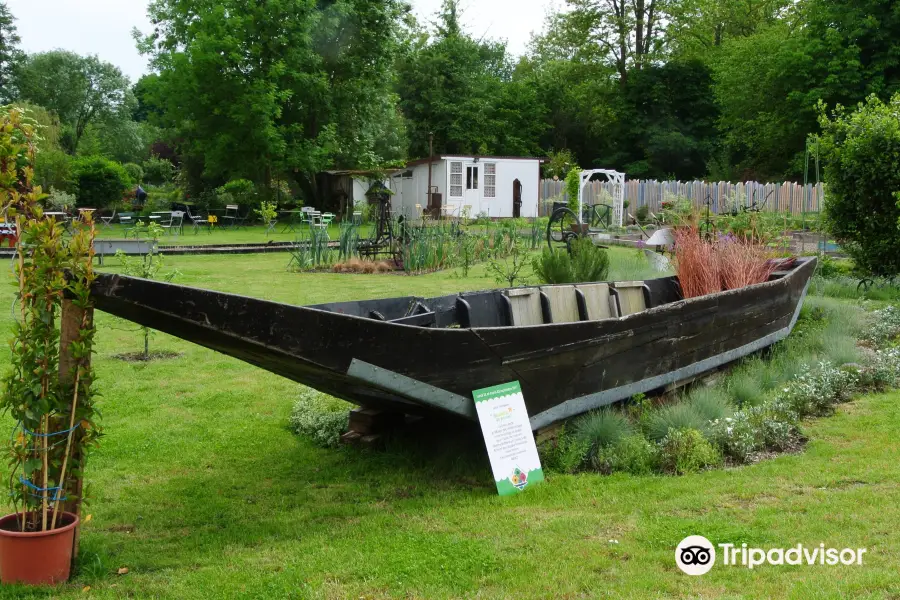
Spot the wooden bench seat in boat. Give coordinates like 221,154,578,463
610,281,652,316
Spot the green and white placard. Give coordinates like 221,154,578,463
472,381,545,496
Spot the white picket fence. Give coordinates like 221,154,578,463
539,179,825,217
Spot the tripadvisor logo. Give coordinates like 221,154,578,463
676,536,867,575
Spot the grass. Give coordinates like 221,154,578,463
0,249,898,598
94,223,372,246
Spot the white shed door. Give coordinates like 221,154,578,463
464,163,480,211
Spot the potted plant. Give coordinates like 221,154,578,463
0,107,100,585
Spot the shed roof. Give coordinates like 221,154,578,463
403,155,548,168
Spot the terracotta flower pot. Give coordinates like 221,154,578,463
0,512,79,585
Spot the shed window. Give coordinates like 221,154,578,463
484,163,496,198
450,161,463,197
466,166,478,190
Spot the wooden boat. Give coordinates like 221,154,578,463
90,257,816,431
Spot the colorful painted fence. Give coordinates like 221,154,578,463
539,179,825,217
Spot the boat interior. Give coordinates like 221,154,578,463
310,276,685,330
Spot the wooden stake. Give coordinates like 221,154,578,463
15,216,27,532
57,299,92,556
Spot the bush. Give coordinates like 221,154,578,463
864,305,900,346
647,403,709,441
217,178,258,207
71,155,133,208
565,168,581,213
533,238,610,284
635,205,650,224
709,412,760,462
289,388,350,448
862,347,900,390
142,156,176,185
571,237,610,282
819,94,900,278
539,425,589,474
658,428,722,474
44,187,77,212
533,248,575,284
574,409,633,461
123,162,144,184
597,434,658,475
779,361,859,417
34,148,73,192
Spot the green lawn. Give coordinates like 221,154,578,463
0,250,898,598
95,223,370,246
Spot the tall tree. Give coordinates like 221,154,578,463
397,1,545,158
544,0,668,83
0,2,22,103
141,0,408,201
667,0,788,58
16,51,132,153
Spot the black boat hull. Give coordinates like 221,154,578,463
90,257,816,430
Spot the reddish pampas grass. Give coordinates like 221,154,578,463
674,227,777,299
718,238,776,291
674,227,721,298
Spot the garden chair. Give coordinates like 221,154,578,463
310,212,330,240
186,206,211,234
221,204,240,228
118,212,136,228
100,209,117,228
162,211,184,237
321,212,335,227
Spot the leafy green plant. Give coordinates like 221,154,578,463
539,426,589,474
255,200,278,236
565,168,581,213
217,179,257,207
0,106,100,533
658,428,722,474
44,186,76,212
819,94,900,278
596,434,658,475
486,237,529,287
570,237,609,282
142,156,176,186
122,163,144,184
289,388,350,448
71,155,132,208
117,222,178,359
533,238,609,284
533,248,575,284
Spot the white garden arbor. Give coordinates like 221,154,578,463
578,169,626,228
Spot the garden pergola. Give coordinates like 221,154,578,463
578,169,626,228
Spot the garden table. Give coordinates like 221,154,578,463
279,210,304,233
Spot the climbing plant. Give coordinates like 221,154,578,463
0,106,100,532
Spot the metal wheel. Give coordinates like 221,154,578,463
547,207,582,250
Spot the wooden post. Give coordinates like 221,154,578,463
59,298,93,563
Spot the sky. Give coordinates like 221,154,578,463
6,0,557,83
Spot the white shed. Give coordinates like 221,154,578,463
389,156,543,219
